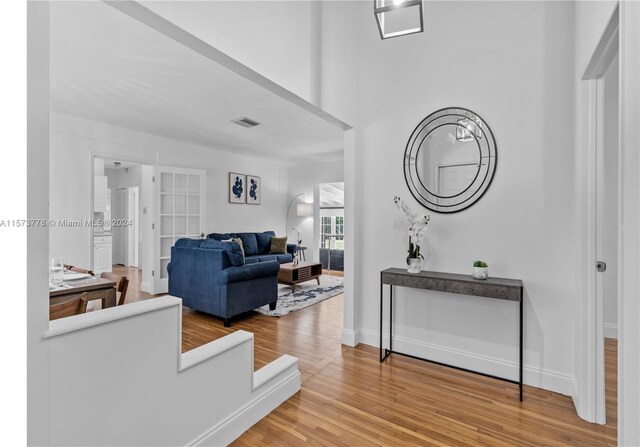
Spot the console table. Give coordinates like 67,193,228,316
380,268,524,401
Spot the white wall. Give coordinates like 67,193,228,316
322,1,578,394
49,112,290,273
43,299,300,446
140,0,321,104
287,158,344,262
603,54,619,339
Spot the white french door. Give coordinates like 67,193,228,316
153,166,206,294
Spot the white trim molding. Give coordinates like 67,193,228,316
188,368,300,447
358,329,575,397
618,1,640,444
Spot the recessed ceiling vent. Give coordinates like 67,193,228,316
232,117,261,128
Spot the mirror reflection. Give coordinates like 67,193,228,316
415,124,480,197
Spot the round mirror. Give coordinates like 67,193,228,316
404,107,497,213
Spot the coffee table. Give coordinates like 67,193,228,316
278,261,322,293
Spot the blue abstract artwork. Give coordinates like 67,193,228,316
229,173,246,203
247,175,261,205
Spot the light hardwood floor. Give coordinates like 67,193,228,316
113,265,618,446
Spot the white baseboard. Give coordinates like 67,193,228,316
140,281,151,294
571,378,582,420
187,370,301,447
357,329,575,396
604,323,619,339
341,329,359,347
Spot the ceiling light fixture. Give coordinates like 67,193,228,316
374,0,424,40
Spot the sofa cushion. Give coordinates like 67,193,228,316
276,254,293,263
200,239,244,266
237,233,259,256
255,232,273,255
270,236,288,254
207,232,234,241
256,254,279,263
244,256,259,265
175,238,204,248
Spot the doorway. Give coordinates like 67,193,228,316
105,161,143,269
113,186,140,267
94,156,155,299
317,182,345,275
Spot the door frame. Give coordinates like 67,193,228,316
577,4,640,444
577,3,619,427
90,151,156,284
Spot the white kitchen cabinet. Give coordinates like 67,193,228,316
93,235,112,274
94,176,108,212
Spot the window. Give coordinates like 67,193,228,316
320,215,345,250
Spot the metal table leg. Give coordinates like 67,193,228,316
519,287,524,401
379,274,383,361
390,285,393,353
380,278,391,362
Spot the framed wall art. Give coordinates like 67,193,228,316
246,175,261,205
229,173,246,204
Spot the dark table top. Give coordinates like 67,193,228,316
381,268,523,301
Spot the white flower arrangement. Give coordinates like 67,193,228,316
394,196,430,260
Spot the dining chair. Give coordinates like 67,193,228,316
49,292,89,321
100,272,130,306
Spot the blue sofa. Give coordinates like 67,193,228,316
206,231,297,264
167,238,280,327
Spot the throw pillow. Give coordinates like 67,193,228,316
270,236,288,254
236,233,259,256
231,237,245,258
255,232,273,255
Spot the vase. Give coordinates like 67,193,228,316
472,267,489,280
407,258,422,274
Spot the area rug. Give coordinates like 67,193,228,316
255,275,344,317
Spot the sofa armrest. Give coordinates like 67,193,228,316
221,260,280,284
287,244,298,255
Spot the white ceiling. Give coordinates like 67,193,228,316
319,182,345,207
50,1,344,164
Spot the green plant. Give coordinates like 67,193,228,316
473,260,488,268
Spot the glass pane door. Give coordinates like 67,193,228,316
154,166,206,294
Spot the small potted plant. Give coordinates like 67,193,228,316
472,260,489,280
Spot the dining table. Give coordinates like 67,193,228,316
49,274,117,309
